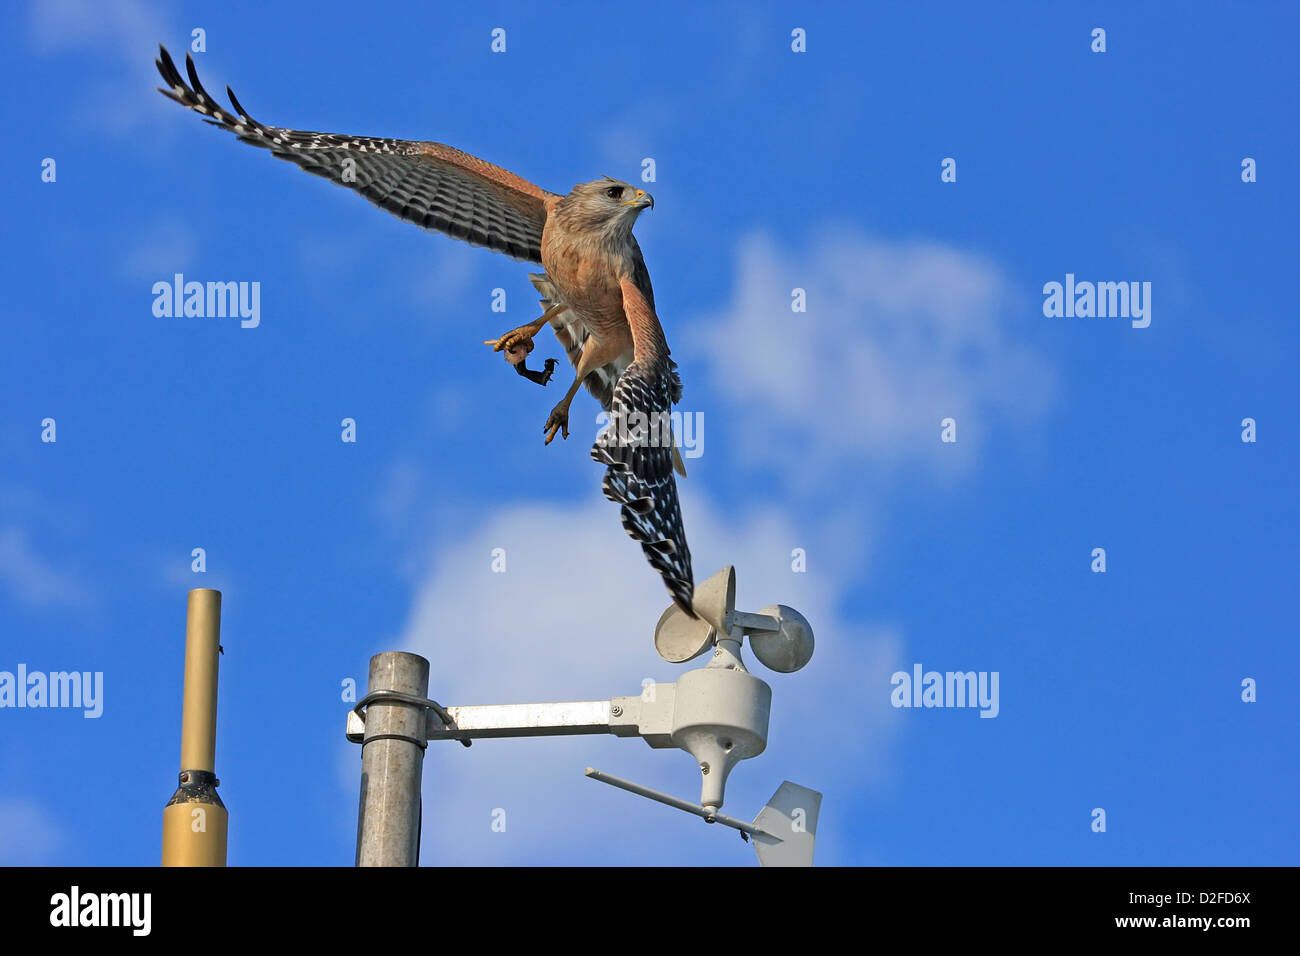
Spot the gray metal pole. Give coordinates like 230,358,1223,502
355,652,429,867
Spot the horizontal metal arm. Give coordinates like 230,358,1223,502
346,689,677,747
731,610,781,632
584,768,774,839
426,701,612,739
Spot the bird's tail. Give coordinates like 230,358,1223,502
671,442,687,478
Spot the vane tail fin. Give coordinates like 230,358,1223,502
751,782,822,867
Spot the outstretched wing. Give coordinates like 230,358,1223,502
591,279,695,616
155,46,556,263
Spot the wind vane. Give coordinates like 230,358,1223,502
347,566,822,866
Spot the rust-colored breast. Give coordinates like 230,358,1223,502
541,224,634,346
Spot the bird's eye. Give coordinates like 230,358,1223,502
606,186,624,200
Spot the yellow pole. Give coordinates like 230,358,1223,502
161,588,228,866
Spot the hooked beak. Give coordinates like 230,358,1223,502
621,188,654,210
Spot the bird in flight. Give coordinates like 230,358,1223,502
154,46,695,615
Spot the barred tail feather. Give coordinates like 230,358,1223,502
591,358,695,616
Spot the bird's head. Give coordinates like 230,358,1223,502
561,177,654,241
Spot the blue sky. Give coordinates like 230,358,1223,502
1,0,1296,865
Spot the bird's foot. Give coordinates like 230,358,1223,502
544,404,570,444
483,326,537,355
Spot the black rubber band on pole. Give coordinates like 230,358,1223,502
360,732,428,751
353,689,472,747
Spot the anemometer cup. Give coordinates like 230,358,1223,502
653,565,735,663
654,567,816,675
748,605,814,673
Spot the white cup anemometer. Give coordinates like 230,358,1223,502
594,565,822,866
346,566,823,866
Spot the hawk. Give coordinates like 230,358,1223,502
155,47,695,615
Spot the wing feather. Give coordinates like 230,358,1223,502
155,46,556,262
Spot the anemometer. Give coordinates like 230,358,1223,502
347,566,822,866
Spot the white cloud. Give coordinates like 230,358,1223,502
0,528,92,609
28,0,158,50
595,100,680,174
404,241,485,318
117,216,198,282
0,798,67,864
686,228,1057,483
28,0,172,136
378,488,901,865
291,223,486,327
